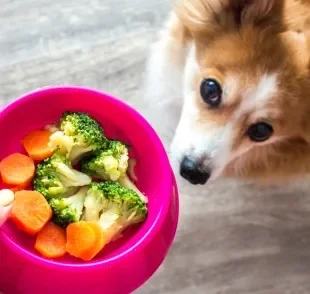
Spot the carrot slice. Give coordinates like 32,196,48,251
21,130,53,161
66,221,97,259
66,221,105,261
11,190,52,236
86,222,106,259
8,180,32,193
10,185,28,193
0,153,35,187
35,222,67,259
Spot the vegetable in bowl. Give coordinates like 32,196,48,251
49,186,89,228
48,111,109,165
66,181,147,261
80,140,129,182
84,181,147,239
81,140,148,203
33,152,92,200
0,111,148,262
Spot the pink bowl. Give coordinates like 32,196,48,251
0,86,179,294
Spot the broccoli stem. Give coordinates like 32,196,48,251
117,174,148,203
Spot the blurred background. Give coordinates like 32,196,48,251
2,1,310,293
0,0,169,107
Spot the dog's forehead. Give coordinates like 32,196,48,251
226,72,279,114
197,28,289,79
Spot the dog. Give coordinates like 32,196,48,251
141,0,310,186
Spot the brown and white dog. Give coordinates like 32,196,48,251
141,0,310,186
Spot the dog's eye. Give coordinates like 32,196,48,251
200,78,222,107
247,122,273,142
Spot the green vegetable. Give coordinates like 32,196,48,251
80,140,129,181
80,140,148,202
117,173,148,203
49,186,88,228
83,181,147,242
33,152,92,200
48,111,108,165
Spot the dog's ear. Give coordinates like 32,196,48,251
176,0,282,41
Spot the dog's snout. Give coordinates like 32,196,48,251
180,156,210,185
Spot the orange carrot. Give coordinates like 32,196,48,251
10,185,28,193
35,222,67,259
66,221,105,261
86,222,106,259
8,181,32,193
11,190,52,236
21,130,53,161
0,153,35,187
1,182,27,193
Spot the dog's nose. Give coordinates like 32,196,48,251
180,156,210,185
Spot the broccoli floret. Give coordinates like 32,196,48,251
48,111,108,165
49,186,88,228
80,140,129,181
83,182,106,221
84,181,147,242
33,152,92,199
117,174,148,203
80,140,148,203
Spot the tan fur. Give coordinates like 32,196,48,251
165,0,310,183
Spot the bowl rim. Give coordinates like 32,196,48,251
0,85,177,269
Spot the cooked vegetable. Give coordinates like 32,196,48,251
1,179,31,193
49,186,88,228
0,153,35,187
80,140,147,203
48,112,108,165
83,184,105,222
10,185,27,193
34,222,67,259
11,190,52,236
21,130,54,161
33,152,91,200
4,110,149,262
117,174,148,203
66,221,105,261
80,140,129,181
84,181,147,243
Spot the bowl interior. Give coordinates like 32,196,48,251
0,87,172,266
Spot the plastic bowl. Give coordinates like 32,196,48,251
0,86,179,294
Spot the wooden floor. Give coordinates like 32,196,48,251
1,0,310,293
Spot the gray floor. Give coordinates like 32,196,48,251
2,1,310,293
